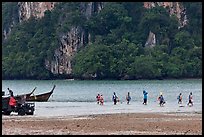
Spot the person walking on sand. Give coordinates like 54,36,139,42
112,92,118,105
187,92,193,106
177,93,182,104
126,92,131,104
96,94,101,104
143,90,148,105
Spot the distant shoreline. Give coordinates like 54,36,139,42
2,78,202,81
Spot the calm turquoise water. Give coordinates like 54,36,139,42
2,79,202,116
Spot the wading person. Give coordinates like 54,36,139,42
158,93,165,106
143,90,148,105
187,92,193,106
96,94,100,104
126,92,131,104
177,93,182,104
99,94,104,105
112,92,118,105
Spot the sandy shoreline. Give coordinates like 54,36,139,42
2,112,202,135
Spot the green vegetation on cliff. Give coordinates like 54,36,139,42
73,2,202,79
2,2,202,80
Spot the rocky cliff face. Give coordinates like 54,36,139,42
80,2,104,19
17,2,104,75
145,31,156,48
18,2,56,22
44,2,104,75
144,2,187,28
3,21,15,41
3,2,56,41
15,2,187,76
143,2,187,47
45,26,85,75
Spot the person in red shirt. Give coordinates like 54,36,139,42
96,94,100,104
9,92,17,110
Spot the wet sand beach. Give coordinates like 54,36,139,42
2,112,202,135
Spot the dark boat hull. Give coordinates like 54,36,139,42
26,85,56,102
15,87,37,101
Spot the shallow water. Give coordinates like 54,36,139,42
2,79,202,116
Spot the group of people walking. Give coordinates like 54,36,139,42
96,94,104,105
96,90,194,107
177,92,193,106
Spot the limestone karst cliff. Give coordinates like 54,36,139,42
18,2,56,22
17,2,187,75
44,2,104,75
3,2,194,77
144,2,187,28
143,2,187,48
3,2,104,75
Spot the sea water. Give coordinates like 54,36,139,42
2,79,202,117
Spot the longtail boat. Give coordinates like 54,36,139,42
15,87,37,101
2,87,36,102
26,85,56,102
